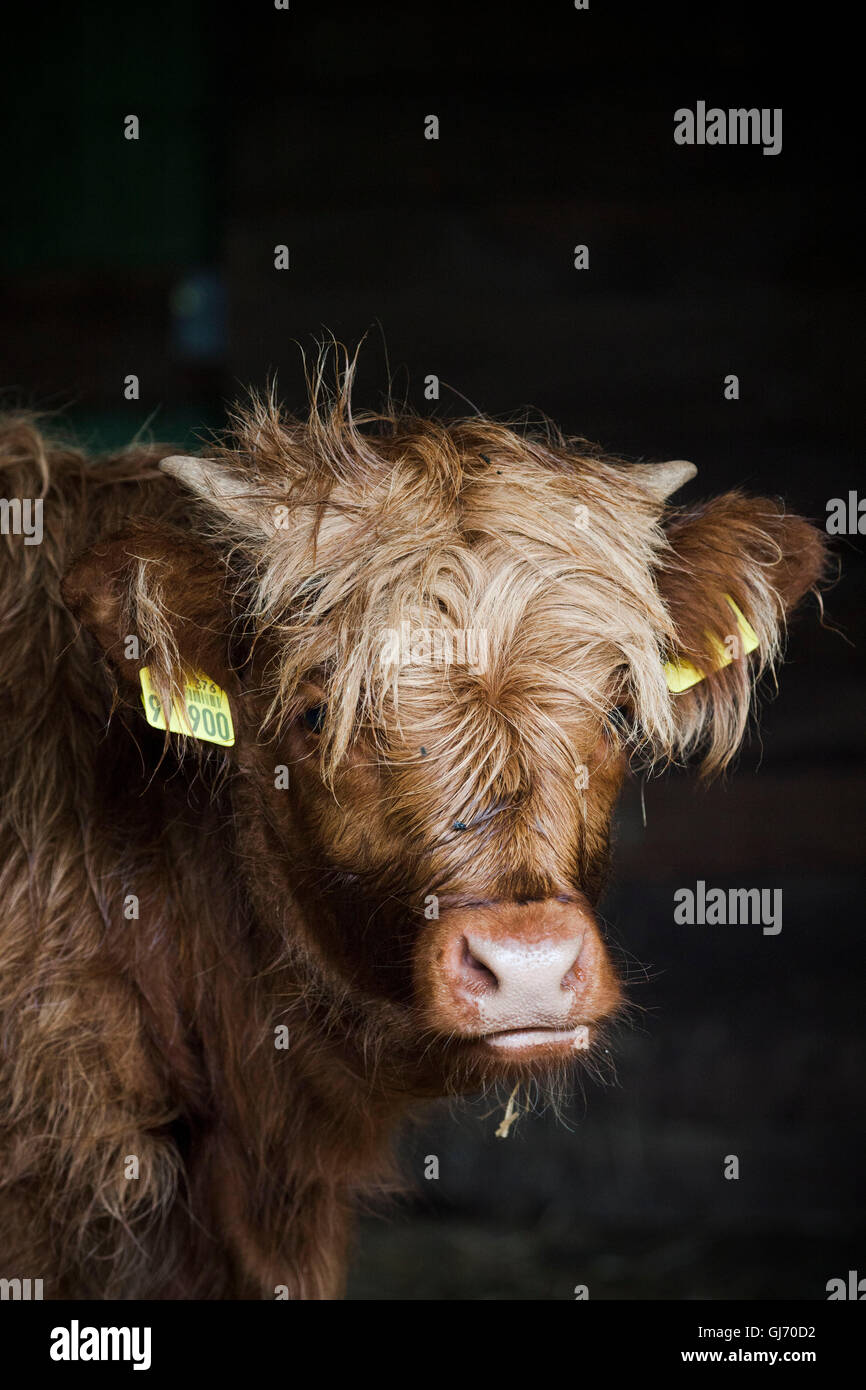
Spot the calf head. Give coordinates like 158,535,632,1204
64,378,826,1096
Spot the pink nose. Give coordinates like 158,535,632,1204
415,897,622,1039
455,931,583,1029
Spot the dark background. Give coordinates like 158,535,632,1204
1,1,863,1299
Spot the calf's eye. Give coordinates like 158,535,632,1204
303,703,328,734
607,704,634,739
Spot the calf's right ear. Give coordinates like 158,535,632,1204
61,521,239,730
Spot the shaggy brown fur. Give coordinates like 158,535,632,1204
0,361,827,1298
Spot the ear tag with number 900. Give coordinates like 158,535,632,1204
139,667,235,747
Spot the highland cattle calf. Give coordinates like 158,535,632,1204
0,371,826,1297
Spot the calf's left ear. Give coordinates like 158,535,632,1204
657,492,829,773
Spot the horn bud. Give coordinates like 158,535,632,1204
160,454,269,532
160,454,251,503
631,459,697,501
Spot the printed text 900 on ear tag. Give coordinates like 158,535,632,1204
139,667,235,747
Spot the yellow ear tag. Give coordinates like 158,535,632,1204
139,667,235,746
663,595,759,694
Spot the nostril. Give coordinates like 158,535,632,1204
560,935,587,991
460,936,499,992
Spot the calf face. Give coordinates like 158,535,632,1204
64,382,826,1095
